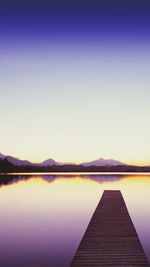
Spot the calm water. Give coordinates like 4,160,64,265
0,173,150,267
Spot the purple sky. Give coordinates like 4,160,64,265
0,0,150,165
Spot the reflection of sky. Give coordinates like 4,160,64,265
0,174,150,266
0,1,150,165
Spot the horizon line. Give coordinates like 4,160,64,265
0,151,150,167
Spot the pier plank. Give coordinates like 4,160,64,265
71,190,149,266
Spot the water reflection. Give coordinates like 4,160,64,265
0,173,149,266
0,173,126,187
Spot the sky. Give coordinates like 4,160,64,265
0,0,150,165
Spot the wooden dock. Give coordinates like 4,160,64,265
70,190,149,266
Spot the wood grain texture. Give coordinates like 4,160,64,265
70,190,149,266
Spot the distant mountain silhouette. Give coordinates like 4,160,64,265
6,156,34,166
0,153,33,166
0,152,150,173
0,157,150,173
81,158,126,167
39,158,59,166
0,153,5,159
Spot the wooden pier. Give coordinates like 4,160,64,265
71,190,149,266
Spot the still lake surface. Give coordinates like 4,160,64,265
0,173,149,267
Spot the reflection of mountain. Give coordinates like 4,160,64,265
40,175,56,183
0,173,135,188
81,174,126,183
0,174,56,187
0,175,31,187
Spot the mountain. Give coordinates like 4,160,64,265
1,152,150,172
0,153,5,159
0,153,127,167
81,158,126,167
6,156,33,166
0,153,33,166
0,153,59,167
39,158,59,167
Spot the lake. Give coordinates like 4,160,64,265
0,173,149,267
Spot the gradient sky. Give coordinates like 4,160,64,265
0,0,150,165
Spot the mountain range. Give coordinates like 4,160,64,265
81,158,126,167
0,152,126,167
